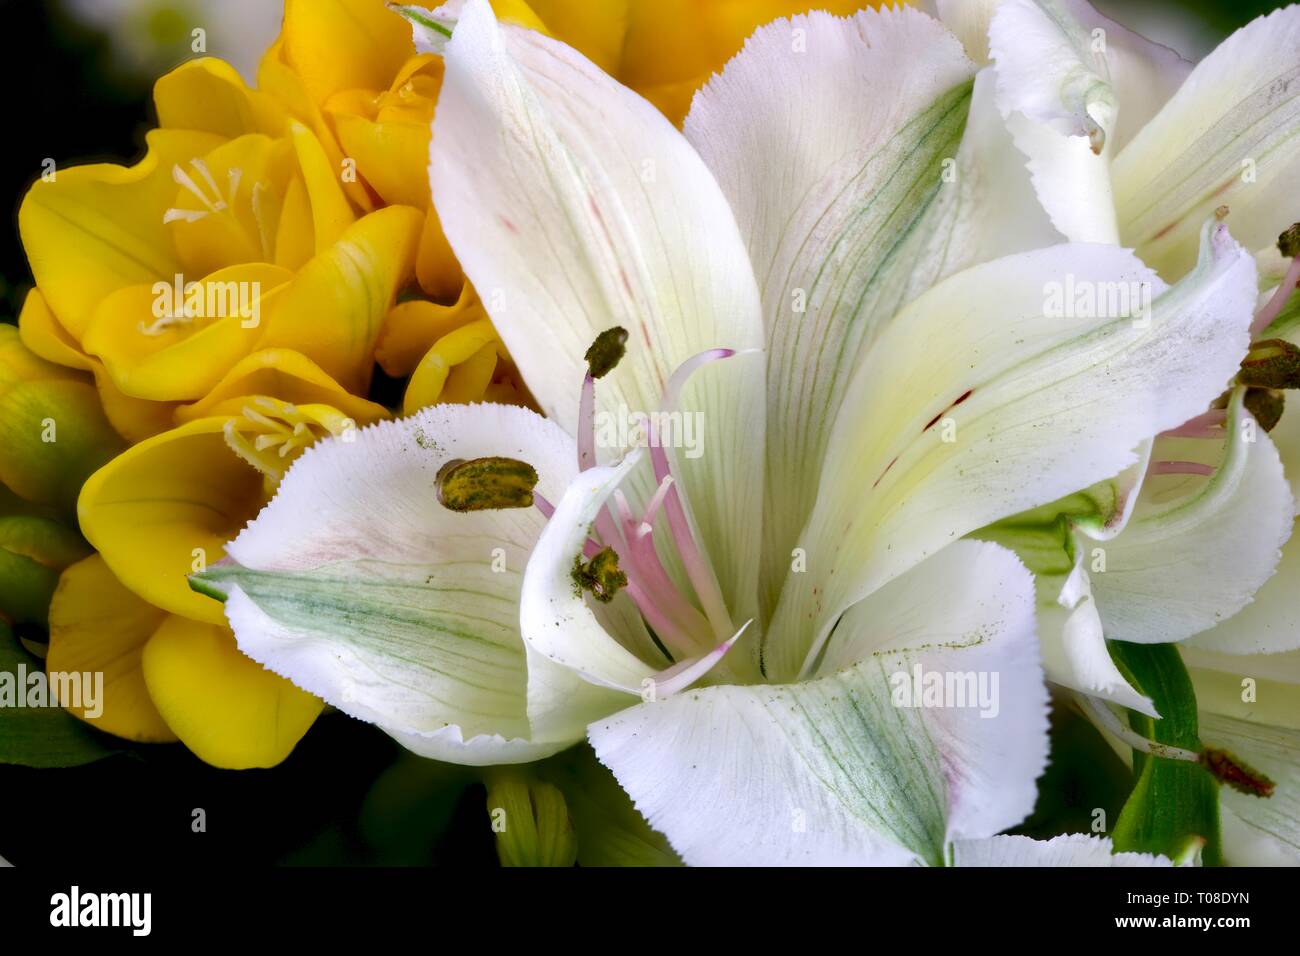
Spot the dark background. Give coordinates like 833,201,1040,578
0,0,1289,865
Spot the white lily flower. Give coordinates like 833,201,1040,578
194,0,1259,865
968,0,1300,862
957,0,1300,693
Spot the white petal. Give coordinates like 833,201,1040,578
1200,712,1300,864
1183,523,1300,658
1092,392,1295,647
989,0,1191,244
766,219,1255,681
990,0,1117,242
199,403,580,760
1002,110,1118,243
940,69,1065,275
590,540,1049,866
430,0,765,623
1037,566,1158,717
384,724,565,767
683,7,978,608
952,833,1172,866
519,455,654,713
935,0,1002,65
1221,807,1300,867
1186,647,1300,731
1113,6,1300,277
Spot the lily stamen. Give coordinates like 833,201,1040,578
1161,408,1227,439
1250,232,1300,336
570,330,741,652
1148,459,1216,477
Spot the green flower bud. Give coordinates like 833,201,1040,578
485,771,578,868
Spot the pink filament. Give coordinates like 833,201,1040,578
1162,408,1228,439
1149,460,1216,477
646,349,737,640
1252,254,1300,335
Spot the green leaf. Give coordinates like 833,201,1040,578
538,745,682,867
0,619,116,767
1109,642,1222,865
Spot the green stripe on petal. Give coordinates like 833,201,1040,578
684,7,979,616
766,217,1255,682
197,403,590,765
591,541,1048,866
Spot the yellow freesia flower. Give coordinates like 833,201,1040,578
20,57,422,418
17,58,419,768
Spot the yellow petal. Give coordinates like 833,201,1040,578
612,0,877,125
259,205,423,392
91,370,182,444
165,134,294,277
46,554,175,743
258,40,377,213
636,77,710,128
527,0,628,74
375,285,484,377
282,0,412,104
175,348,390,424
402,318,499,414
416,204,463,300
332,111,430,209
155,57,287,138
491,0,554,35
19,128,225,339
702,0,873,62
439,342,499,405
19,288,178,443
78,417,264,624
17,288,92,371
618,0,718,91
274,174,316,270
290,121,357,252
0,379,125,515
141,615,323,768
82,264,295,402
